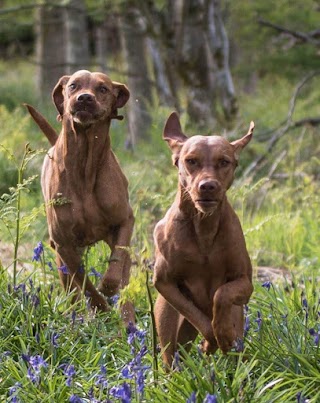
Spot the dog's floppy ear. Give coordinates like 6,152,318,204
111,82,130,120
163,112,188,167
231,121,254,161
52,75,70,121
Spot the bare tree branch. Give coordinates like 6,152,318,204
258,18,320,47
243,70,320,178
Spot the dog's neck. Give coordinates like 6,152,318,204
57,117,112,193
176,182,226,252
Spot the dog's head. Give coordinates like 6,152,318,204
52,70,130,126
163,112,254,213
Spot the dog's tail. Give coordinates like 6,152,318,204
24,104,58,146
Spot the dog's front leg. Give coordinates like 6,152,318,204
213,276,253,353
98,212,135,324
154,273,216,346
56,245,109,312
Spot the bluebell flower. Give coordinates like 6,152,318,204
110,382,131,403
121,366,133,379
58,265,69,274
173,351,182,371
110,294,120,306
29,355,47,369
204,393,218,403
94,365,108,389
89,267,102,278
234,337,244,352
255,311,262,331
309,327,320,346
31,293,40,308
87,387,94,399
32,242,44,262
187,391,196,403
71,310,77,324
14,283,26,295
8,382,22,403
63,364,76,387
47,261,54,271
302,297,308,308
136,369,145,395
127,323,146,344
262,281,272,291
51,332,60,347
27,367,39,384
69,394,84,403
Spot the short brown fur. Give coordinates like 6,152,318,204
153,112,254,367
26,70,134,324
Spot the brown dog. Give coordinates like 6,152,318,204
26,70,134,324
153,112,254,367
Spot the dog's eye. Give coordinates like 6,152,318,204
185,158,197,166
99,86,109,94
220,159,230,167
69,83,77,91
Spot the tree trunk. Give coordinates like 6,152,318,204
205,0,237,123
121,4,153,148
35,4,66,101
35,1,89,100
64,0,89,74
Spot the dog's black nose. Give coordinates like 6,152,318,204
77,93,94,103
199,179,219,192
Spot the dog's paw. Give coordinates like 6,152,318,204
90,294,110,313
213,321,237,354
200,338,218,355
97,280,120,297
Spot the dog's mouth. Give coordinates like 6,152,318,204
196,199,219,206
195,198,219,212
71,106,102,124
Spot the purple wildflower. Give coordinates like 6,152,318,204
94,365,108,389
173,351,181,371
27,354,47,382
51,332,60,347
121,366,133,379
8,382,22,403
234,337,244,352
309,327,320,346
110,382,131,403
110,294,120,306
27,367,39,384
31,293,40,308
262,281,272,291
204,394,218,403
58,265,69,274
89,267,102,278
47,261,54,271
69,395,84,403
63,364,76,387
255,311,262,331
71,310,77,325
136,369,146,395
32,242,44,262
302,297,308,309
187,391,196,403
